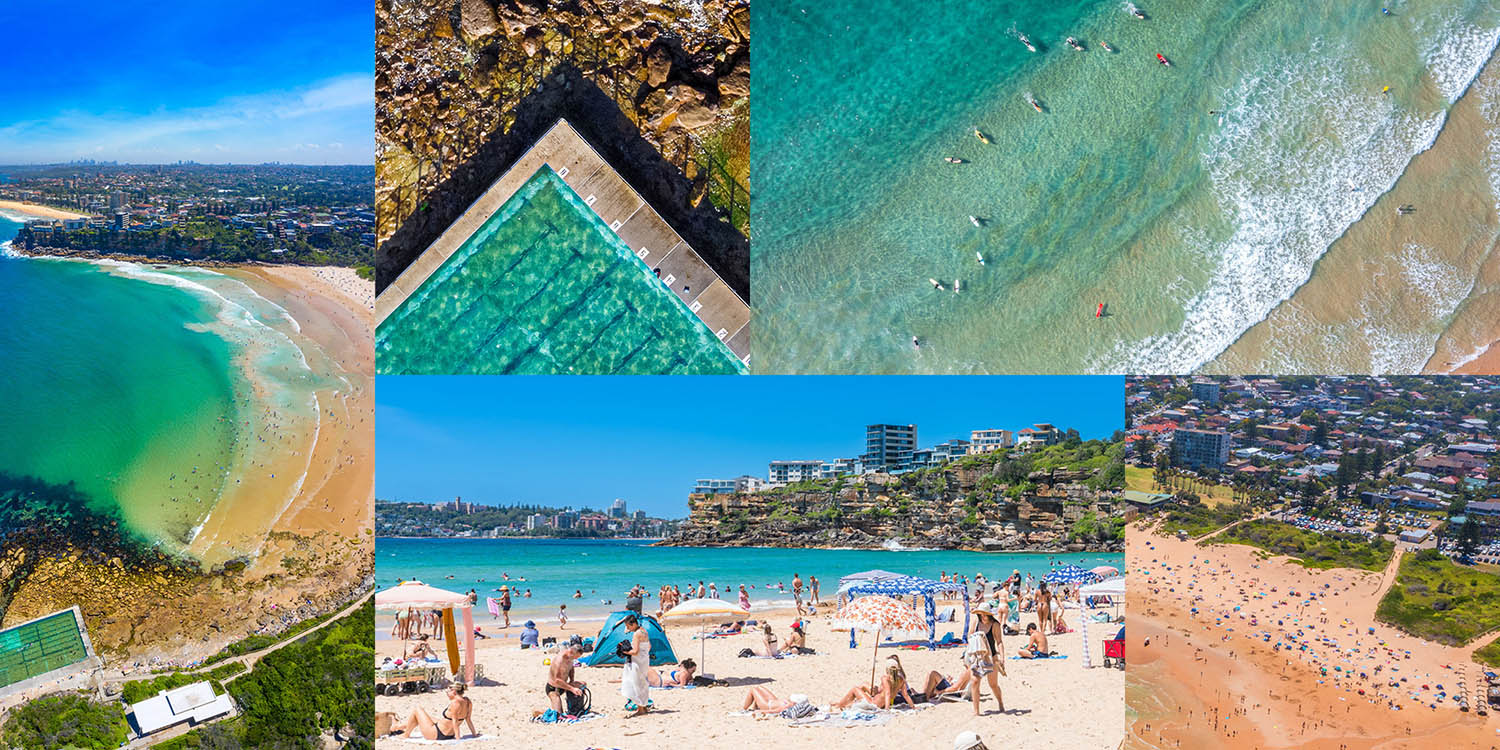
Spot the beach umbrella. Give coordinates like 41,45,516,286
661,598,749,672
375,581,476,683
1090,565,1119,579
375,580,470,610
833,595,927,688
1045,564,1097,585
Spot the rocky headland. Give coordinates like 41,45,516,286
375,0,749,295
0,473,372,667
660,453,1128,553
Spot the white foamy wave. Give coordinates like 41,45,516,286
1477,63,1500,214
1100,42,1454,374
1362,243,1474,373
1418,13,1500,102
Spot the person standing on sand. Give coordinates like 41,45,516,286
792,573,805,615
1037,581,1053,634
810,575,820,605
619,614,651,716
558,604,568,629
739,584,751,611
965,606,1006,715
499,587,512,628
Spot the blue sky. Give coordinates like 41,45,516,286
377,376,1124,518
0,1,372,164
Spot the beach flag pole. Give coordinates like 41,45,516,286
869,626,880,689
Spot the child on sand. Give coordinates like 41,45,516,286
558,604,568,629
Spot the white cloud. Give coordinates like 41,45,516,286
0,73,373,163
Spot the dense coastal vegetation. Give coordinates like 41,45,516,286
1212,519,1394,571
155,600,374,750
1377,549,1500,646
0,694,129,750
663,438,1129,551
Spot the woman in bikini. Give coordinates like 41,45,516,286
1036,581,1053,635
391,682,474,740
832,654,917,709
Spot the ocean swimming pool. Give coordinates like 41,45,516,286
0,610,90,692
376,166,745,375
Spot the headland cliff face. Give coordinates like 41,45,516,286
661,459,1126,552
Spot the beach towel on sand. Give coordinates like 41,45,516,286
788,710,897,728
1010,653,1068,660
390,735,491,744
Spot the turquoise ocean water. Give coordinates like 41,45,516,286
376,537,1124,623
0,213,331,559
753,0,1500,373
377,168,744,375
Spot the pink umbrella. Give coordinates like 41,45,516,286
1091,565,1120,579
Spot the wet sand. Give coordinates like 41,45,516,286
1125,523,1499,749
1210,47,1500,375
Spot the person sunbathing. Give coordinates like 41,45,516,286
786,622,816,654
916,669,974,702
760,622,781,657
390,683,474,740
647,658,698,687
405,636,438,660
1017,623,1053,658
832,655,916,709
712,621,743,635
742,686,796,714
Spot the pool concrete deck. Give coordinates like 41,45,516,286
376,119,750,365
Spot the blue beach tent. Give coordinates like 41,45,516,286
581,612,678,667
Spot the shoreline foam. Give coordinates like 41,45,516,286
1210,40,1500,375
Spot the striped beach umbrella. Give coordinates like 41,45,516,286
834,595,927,687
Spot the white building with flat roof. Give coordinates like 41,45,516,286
128,681,234,737
970,429,1014,453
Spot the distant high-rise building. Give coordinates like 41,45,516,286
610,498,628,519
1172,428,1231,469
1191,380,1221,405
863,424,917,473
109,191,125,211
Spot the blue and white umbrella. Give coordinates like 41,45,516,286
1044,564,1097,584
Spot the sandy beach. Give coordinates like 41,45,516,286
1211,45,1500,375
0,199,90,221
0,261,374,668
373,600,1125,749
1125,521,1499,749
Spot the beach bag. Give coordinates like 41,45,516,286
737,647,756,658
779,701,817,720
615,640,635,658
565,685,591,716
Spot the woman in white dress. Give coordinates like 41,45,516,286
619,614,651,716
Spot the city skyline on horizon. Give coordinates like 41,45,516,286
376,376,1125,518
